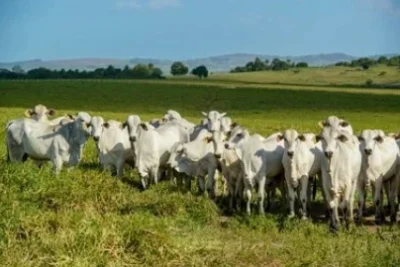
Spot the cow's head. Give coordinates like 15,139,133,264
358,129,385,156
124,115,141,143
201,111,227,133
317,128,350,172
225,126,249,149
25,104,56,122
211,130,227,159
89,116,105,142
318,116,353,135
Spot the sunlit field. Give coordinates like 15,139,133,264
1,75,400,266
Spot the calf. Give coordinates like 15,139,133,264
170,129,219,197
280,129,322,219
212,130,244,212
358,129,400,223
226,126,285,215
90,116,135,177
131,121,189,189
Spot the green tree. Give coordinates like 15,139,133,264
377,56,388,65
253,57,266,71
191,65,208,79
12,65,24,74
132,64,151,78
170,61,189,76
295,62,308,68
151,67,163,79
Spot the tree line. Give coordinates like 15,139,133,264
334,55,400,69
231,55,400,73
0,62,209,80
231,57,309,73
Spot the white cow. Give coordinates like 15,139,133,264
201,110,227,132
169,129,219,197
358,129,400,224
226,126,285,215
318,123,362,231
19,112,92,174
280,129,323,219
131,121,189,189
6,104,63,162
212,130,244,211
90,116,135,177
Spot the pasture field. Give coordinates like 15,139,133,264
1,78,400,266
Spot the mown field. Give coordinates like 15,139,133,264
1,75,400,266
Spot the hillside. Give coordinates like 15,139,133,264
1,53,397,73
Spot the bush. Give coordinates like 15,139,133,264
365,79,373,86
378,71,387,76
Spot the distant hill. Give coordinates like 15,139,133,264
0,53,397,74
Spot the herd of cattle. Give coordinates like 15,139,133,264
5,104,400,231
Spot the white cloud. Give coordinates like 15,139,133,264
115,0,180,10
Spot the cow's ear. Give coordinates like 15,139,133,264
219,112,227,118
318,120,328,129
374,135,384,143
201,111,208,117
24,109,34,117
298,134,306,141
204,136,213,143
337,134,348,142
47,109,56,116
103,122,110,128
276,134,284,141
339,121,349,127
139,122,148,131
67,114,75,120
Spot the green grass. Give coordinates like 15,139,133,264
207,65,400,87
1,78,400,266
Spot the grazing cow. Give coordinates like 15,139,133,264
212,130,244,212
358,129,400,223
6,104,62,162
169,129,219,197
280,129,322,219
19,112,92,174
318,122,362,231
90,116,135,177
131,121,189,189
225,126,285,215
201,111,227,132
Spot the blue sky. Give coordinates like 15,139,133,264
0,0,399,62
